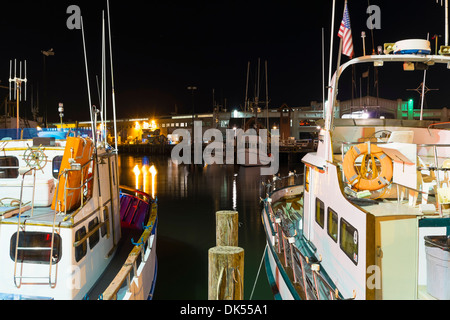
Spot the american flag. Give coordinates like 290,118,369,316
338,0,354,58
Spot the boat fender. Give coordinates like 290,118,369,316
343,143,393,192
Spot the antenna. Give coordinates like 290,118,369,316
437,0,449,46
9,59,28,137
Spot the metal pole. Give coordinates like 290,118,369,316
107,0,118,150
328,0,336,86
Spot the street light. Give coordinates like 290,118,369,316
58,103,64,127
187,86,197,127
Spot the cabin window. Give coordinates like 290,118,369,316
315,198,325,229
327,208,338,242
340,218,359,265
52,155,63,179
10,232,62,264
88,217,100,249
75,227,87,262
0,156,19,179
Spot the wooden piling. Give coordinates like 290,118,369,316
208,246,244,300
216,210,239,247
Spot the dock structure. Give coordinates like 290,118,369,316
50,96,448,154
208,210,244,300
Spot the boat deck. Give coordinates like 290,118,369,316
0,205,73,228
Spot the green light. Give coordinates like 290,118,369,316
408,99,414,111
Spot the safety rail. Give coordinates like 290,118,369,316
13,166,59,288
54,158,94,216
100,190,157,300
263,174,354,300
262,171,304,195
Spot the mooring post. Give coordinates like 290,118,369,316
208,246,244,300
216,210,239,247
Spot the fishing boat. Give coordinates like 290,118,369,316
0,2,158,300
261,40,450,300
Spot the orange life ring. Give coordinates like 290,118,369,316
343,143,393,191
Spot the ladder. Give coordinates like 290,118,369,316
13,167,59,288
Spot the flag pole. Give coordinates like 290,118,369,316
328,0,336,87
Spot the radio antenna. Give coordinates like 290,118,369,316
9,59,27,137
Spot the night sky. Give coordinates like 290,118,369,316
1,0,449,123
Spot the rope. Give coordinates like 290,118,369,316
250,243,268,300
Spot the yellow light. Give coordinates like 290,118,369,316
149,165,157,199
143,122,150,129
133,165,140,190
135,122,141,130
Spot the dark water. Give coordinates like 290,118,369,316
118,153,303,300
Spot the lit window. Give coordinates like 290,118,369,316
315,198,324,229
327,208,338,242
340,218,358,265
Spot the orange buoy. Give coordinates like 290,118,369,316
343,143,393,192
51,137,94,212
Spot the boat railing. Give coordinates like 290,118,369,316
54,158,94,216
101,198,157,300
273,223,344,300
263,176,355,300
262,171,304,195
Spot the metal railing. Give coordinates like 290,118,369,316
263,173,354,300
54,158,94,216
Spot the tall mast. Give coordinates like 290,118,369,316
107,0,118,150
101,11,106,145
265,60,269,130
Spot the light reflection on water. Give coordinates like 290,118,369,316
118,154,302,300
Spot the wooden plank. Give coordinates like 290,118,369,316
0,206,31,219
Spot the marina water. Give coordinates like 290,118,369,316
118,153,303,299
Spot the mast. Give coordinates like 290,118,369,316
265,60,269,130
328,0,336,87
100,11,106,145
107,0,118,150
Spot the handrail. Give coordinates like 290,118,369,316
55,158,94,216
264,180,355,300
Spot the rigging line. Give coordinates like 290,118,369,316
81,16,95,140
249,243,268,300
